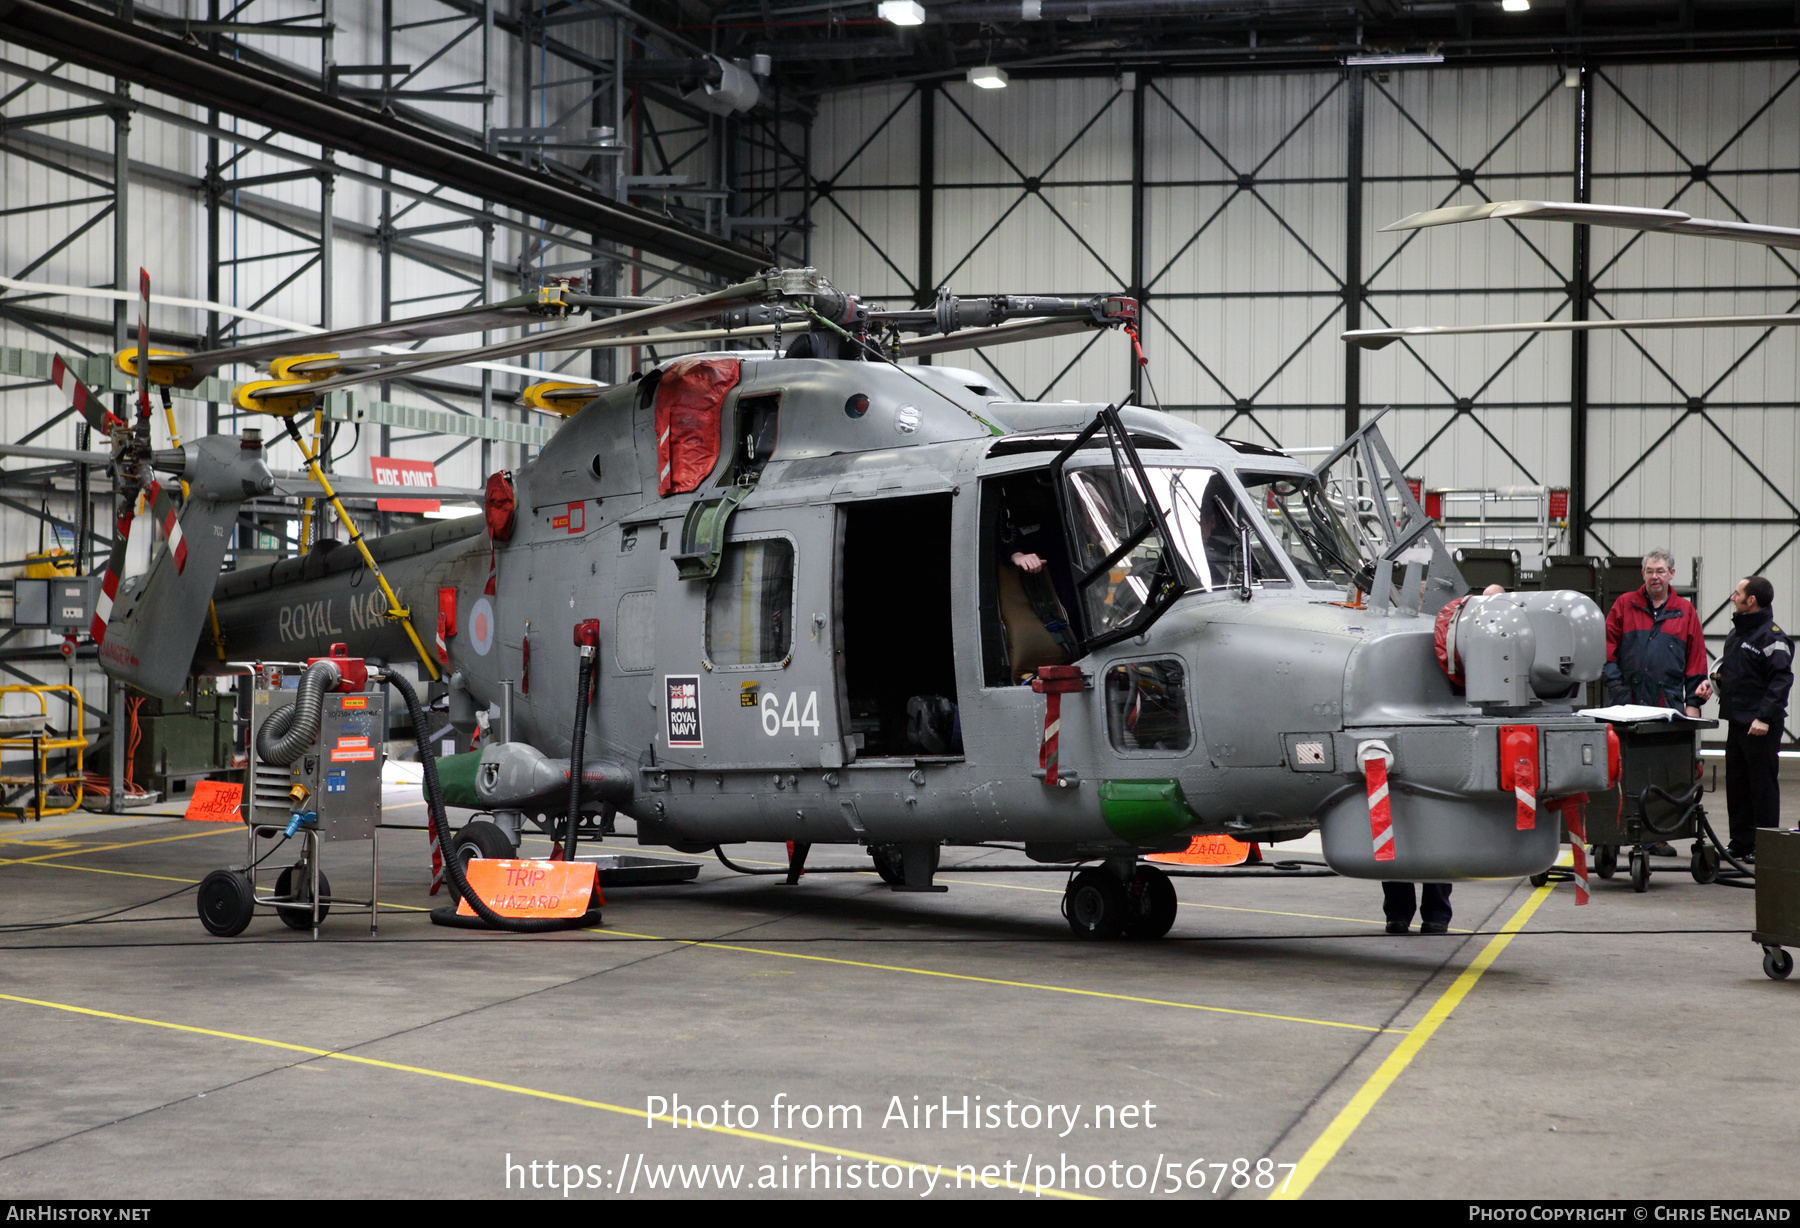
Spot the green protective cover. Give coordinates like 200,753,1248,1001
1099,778,1199,841
673,484,753,581
434,750,484,810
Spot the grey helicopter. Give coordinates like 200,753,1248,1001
13,262,1624,939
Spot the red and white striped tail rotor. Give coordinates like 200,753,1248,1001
50,354,124,435
145,481,187,572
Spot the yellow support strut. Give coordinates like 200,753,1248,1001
281,420,441,681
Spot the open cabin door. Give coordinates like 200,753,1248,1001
1049,405,1195,654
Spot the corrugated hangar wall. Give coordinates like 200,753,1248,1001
810,63,1800,705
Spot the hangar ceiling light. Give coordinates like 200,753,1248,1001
968,64,1008,88
879,0,926,24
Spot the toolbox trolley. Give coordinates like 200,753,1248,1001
1578,714,1718,892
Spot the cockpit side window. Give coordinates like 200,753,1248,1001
1105,659,1192,753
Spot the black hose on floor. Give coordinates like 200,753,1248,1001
562,650,594,864
394,670,597,932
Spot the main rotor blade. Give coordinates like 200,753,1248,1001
895,316,1102,359
245,276,780,404
1381,200,1800,251
1344,311,1800,350
0,443,112,466
269,472,486,502
161,292,647,389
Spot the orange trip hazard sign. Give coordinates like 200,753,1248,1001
455,858,602,919
183,779,243,823
1148,835,1254,867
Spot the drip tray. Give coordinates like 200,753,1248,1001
579,853,701,887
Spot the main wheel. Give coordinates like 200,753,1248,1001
1596,845,1618,880
1529,871,1551,888
1064,868,1129,940
869,843,936,887
1122,866,1178,940
1630,850,1650,893
197,869,255,938
1763,946,1793,981
273,866,332,930
1691,843,1720,885
453,819,516,867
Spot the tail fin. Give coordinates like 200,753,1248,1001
95,434,273,697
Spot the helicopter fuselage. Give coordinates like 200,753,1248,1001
196,352,1611,881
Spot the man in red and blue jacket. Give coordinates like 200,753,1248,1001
1603,550,1712,715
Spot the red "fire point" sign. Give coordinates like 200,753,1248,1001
369,457,440,513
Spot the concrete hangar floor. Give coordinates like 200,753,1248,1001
0,775,1795,1201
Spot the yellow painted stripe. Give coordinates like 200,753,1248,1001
6,858,429,911
0,991,1088,1199
1269,879,1555,1200
603,929,1399,1034
0,826,236,867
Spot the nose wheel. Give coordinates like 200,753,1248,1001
1063,864,1177,940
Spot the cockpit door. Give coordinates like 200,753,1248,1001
1049,405,1194,654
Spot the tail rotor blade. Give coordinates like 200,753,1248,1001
89,505,136,644
50,354,123,435
145,479,188,573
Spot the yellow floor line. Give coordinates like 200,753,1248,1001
1270,879,1555,1200
6,859,430,912
601,928,1401,1034
0,826,237,867
0,990,1086,1199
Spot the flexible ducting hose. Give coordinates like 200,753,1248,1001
563,651,595,862
255,659,342,765
390,670,597,932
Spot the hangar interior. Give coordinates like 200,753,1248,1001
0,0,1797,1202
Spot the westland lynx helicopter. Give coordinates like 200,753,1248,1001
13,260,1630,939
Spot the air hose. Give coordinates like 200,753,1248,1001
255,659,342,765
563,643,596,863
390,670,598,932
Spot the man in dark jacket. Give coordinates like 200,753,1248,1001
1714,575,1794,859
1604,550,1711,715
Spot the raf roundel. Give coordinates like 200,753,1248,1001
469,596,495,657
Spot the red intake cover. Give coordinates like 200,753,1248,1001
654,357,741,496
484,470,516,542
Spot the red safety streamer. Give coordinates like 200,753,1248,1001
1500,725,1539,831
1031,666,1087,787
1560,794,1590,906
1359,742,1396,862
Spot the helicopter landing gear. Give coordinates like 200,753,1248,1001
1064,863,1179,940
453,819,516,866
871,843,943,891
1123,865,1178,940
1064,868,1129,939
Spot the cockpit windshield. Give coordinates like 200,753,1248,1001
1061,465,1282,638
1237,472,1366,587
